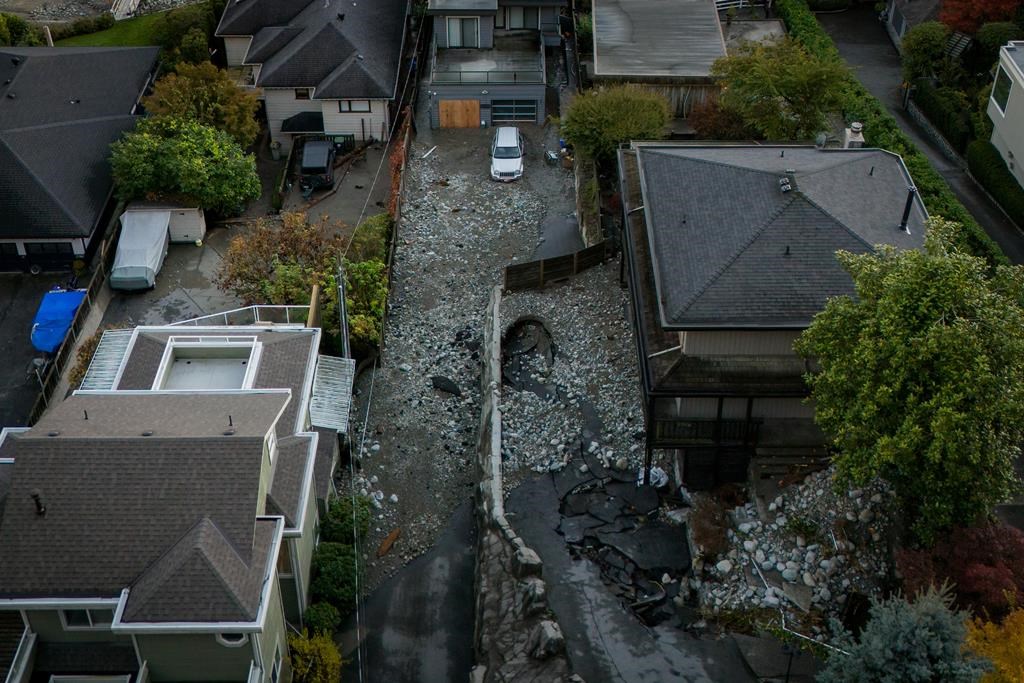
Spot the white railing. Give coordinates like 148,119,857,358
5,629,35,683
168,305,311,328
715,0,766,9
135,661,149,683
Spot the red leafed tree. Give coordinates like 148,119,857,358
897,523,1024,619
940,0,1023,35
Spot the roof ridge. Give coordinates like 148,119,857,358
194,520,258,618
641,147,790,180
795,190,875,251
668,193,800,321
2,113,137,134
314,51,365,96
0,135,79,229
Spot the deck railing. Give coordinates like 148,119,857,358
168,305,311,327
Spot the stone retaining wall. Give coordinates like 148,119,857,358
472,286,576,683
906,100,967,170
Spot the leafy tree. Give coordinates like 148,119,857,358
288,630,343,683
967,608,1024,682
818,586,987,682
321,494,372,544
0,13,40,45
310,542,361,614
900,21,952,81
560,85,670,162
794,218,1024,543
143,62,259,147
709,37,848,140
109,116,259,214
941,0,1023,35
976,22,1023,66
304,603,341,635
688,98,758,140
177,26,211,65
897,523,1024,618
347,213,393,263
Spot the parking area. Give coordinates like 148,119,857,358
0,272,66,427
101,224,241,328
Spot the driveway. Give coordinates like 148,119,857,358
0,273,65,427
102,225,241,327
816,5,1024,263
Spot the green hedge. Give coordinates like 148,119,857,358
775,0,1009,265
807,0,850,10
967,141,1024,229
912,79,970,153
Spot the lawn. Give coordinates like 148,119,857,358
56,11,166,47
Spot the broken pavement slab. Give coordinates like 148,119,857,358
558,515,605,544
731,633,821,682
606,481,660,516
596,521,691,574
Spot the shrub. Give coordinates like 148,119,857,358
972,84,995,140
0,13,42,45
344,259,388,353
561,85,670,163
321,494,372,544
976,22,1023,67
900,21,951,82
688,98,758,140
310,543,361,614
897,523,1024,619
912,79,971,152
966,607,1024,682
347,213,393,263
288,630,343,683
49,13,116,41
774,0,1009,266
177,26,210,64
967,140,1024,228
304,603,341,635
807,0,850,9
576,12,593,53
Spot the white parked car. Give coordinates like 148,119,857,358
490,126,525,182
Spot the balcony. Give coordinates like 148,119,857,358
168,305,311,327
226,64,261,90
432,31,544,86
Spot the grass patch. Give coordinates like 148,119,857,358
56,11,167,46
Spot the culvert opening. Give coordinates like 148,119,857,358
502,318,556,400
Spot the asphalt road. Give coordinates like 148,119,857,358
817,5,1024,264
0,273,65,428
339,500,476,683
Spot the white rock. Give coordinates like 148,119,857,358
743,540,757,553
755,549,766,564
782,568,799,582
716,560,733,574
398,363,412,372
818,587,832,602
389,494,399,504
775,515,788,527
805,551,816,565
738,522,754,534
802,572,816,587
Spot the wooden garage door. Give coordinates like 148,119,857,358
439,99,480,128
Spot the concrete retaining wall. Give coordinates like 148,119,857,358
906,100,967,169
472,285,576,683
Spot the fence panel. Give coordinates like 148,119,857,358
503,241,608,291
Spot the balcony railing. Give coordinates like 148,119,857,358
169,305,311,327
6,628,36,683
652,417,762,447
431,70,544,85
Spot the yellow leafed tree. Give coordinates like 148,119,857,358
966,608,1024,682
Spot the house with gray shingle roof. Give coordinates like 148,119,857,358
0,314,356,683
0,46,159,273
215,0,409,152
618,142,927,489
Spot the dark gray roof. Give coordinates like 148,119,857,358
313,426,339,502
0,47,158,240
40,392,289,439
631,144,927,328
592,0,725,79
267,435,314,527
0,435,268,608
216,0,407,99
281,111,325,133
427,0,496,14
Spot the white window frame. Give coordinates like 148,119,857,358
447,16,480,48
991,65,1013,116
270,646,282,683
152,336,262,391
59,608,115,631
294,88,311,100
338,100,371,113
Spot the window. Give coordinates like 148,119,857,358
24,242,73,256
61,608,115,630
992,66,1012,114
447,16,479,48
0,243,19,256
271,646,282,683
507,6,538,29
495,7,505,28
295,88,311,100
338,100,371,112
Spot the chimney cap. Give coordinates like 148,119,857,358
850,121,863,133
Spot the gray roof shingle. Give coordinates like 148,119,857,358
632,144,927,328
267,435,314,527
217,0,407,99
0,47,158,240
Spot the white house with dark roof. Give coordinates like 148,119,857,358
0,47,158,273
988,41,1024,190
618,142,928,489
0,309,355,683
215,0,409,152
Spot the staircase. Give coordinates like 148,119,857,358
945,31,972,59
0,612,26,682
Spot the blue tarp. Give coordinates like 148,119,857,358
30,288,87,354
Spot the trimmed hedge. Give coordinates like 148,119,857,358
775,0,1009,266
912,79,970,153
967,140,1024,229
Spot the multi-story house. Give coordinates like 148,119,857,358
0,309,355,683
988,40,1024,190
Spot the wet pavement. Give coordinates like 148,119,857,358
0,273,65,427
338,500,476,683
817,5,1024,263
506,475,757,683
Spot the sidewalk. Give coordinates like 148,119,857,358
817,5,1024,264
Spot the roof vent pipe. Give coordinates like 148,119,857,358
30,490,46,516
899,186,917,233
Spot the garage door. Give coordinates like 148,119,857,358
492,100,537,123
439,100,481,128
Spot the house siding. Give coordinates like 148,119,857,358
263,89,322,153
480,15,494,48
257,578,289,683
681,330,800,357
437,15,493,48
989,53,1024,190
428,82,546,127
24,610,129,645
224,36,252,67
434,16,448,48
135,632,252,681
294,482,319,615
321,99,391,142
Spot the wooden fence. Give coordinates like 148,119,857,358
503,241,609,292
27,208,124,425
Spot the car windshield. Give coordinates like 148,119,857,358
302,165,327,174
493,145,521,159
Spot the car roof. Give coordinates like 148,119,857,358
494,126,519,145
302,141,332,167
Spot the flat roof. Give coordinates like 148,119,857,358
433,32,542,75
593,0,726,79
1005,41,1024,76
